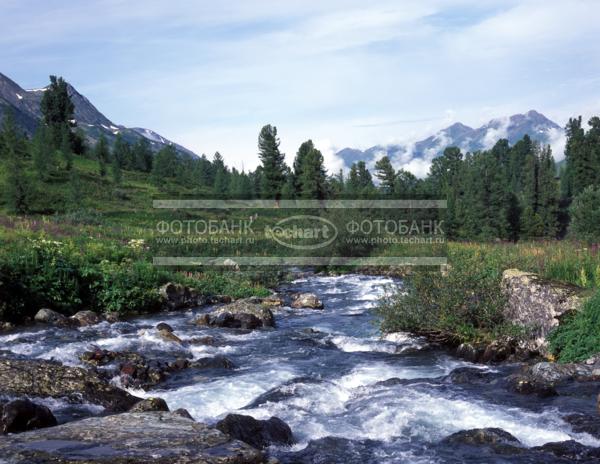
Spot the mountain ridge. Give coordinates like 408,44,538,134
336,110,564,173
0,72,197,158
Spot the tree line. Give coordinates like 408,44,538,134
1,75,599,241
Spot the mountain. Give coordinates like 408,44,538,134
0,72,197,158
336,110,563,171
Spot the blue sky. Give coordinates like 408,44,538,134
2,0,600,174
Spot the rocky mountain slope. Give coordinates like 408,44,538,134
0,72,196,157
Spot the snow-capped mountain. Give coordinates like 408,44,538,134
0,72,196,158
336,110,564,173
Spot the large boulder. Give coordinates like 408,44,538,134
159,282,206,310
501,269,587,353
291,293,324,309
216,413,295,449
34,308,68,325
1,399,57,434
196,299,275,329
0,359,140,412
71,310,102,326
0,412,264,463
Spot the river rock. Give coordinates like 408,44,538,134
532,440,600,460
291,293,324,309
1,399,57,434
173,408,195,420
129,397,170,413
0,358,140,412
506,375,558,397
563,413,600,439
192,355,235,370
501,269,587,353
34,307,67,325
527,361,594,383
216,413,295,449
442,428,521,446
71,310,102,326
157,327,184,344
198,300,275,329
445,367,496,384
156,322,174,332
159,282,206,310
0,412,264,463
104,311,120,323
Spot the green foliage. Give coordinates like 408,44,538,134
548,290,600,362
1,112,31,213
569,186,600,243
374,156,396,194
376,247,509,342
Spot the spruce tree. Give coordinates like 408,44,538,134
292,140,314,195
258,125,286,200
60,125,73,170
132,137,153,172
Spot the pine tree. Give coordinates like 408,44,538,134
68,169,83,211
1,113,30,213
132,137,153,172
537,145,559,237
564,117,591,197
40,75,75,151
31,125,53,180
374,156,396,194
112,133,131,169
346,161,374,197
151,145,178,186
94,135,109,177
258,125,286,200
292,140,314,195
212,152,229,196
298,144,327,199
60,125,73,170
111,149,122,185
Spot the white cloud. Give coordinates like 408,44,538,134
482,117,510,149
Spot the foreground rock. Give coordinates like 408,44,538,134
442,428,521,447
502,269,587,353
1,399,57,434
195,299,275,330
291,293,324,309
0,359,140,412
0,412,264,463
216,413,295,449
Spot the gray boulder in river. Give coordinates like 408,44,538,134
0,411,264,463
0,359,140,412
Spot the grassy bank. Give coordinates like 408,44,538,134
376,241,600,356
0,215,273,324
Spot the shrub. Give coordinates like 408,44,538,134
376,247,510,343
548,290,600,362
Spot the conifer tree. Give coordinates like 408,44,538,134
111,149,122,185
258,125,286,200
1,113,30,213
94,135,109,177
31,125,53,180
40,75,75,151
297,144,327,199
374,156,397,194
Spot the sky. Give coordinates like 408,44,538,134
2,0,600,175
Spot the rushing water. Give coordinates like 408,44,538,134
1,274,599,463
